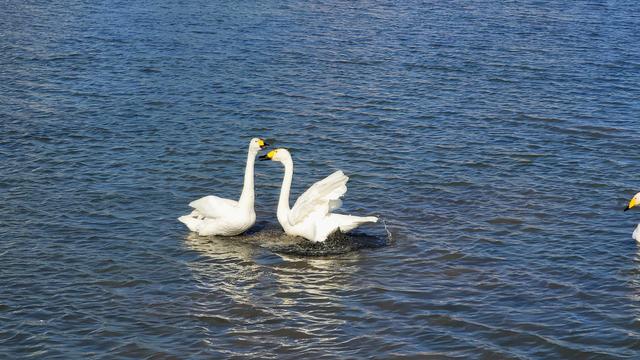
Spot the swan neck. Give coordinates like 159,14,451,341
239,149,256,207
277,157,293,224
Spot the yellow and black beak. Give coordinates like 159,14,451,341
259,149,276,161
625,197,637,212
258,139,269,149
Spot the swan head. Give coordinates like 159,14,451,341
259,148,290,162
249,138,269,153
625,192,640,211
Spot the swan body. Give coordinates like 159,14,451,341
260,148,377,242
624,192,640,242
178,138,267,236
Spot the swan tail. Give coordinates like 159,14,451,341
337,215,378,233
312,214,376,240
179,211,236,236
178,214,202,232
311,214,377,242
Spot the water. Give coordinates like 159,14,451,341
2,0,640,358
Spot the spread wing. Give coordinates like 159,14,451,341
288,170,348,226
189,195,238,219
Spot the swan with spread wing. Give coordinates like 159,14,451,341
260,148,377,242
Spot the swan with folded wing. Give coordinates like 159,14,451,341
178,138,268,236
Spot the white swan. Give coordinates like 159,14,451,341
178,138,268,236
624,192,640,242
259,148,378,242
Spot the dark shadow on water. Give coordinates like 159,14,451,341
268,230,388,256
185,221,389,257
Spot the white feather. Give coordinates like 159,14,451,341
178,138,263,236
270,149,377,242
189,195,238,219
288,170,348,225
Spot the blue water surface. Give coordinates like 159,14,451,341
2,1,640,358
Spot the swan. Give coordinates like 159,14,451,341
259,148,378,242
178,138,268,236
624,192,640,242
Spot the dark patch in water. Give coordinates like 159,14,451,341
184,222,389,257
268,230,388,256
224,224,391,256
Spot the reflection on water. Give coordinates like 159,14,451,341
183,231,268,263
182,228,371,348
631,244,640,306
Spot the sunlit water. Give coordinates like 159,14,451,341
2,1,640,358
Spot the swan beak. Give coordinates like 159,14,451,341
625,198,637,211
259,149,276,161
258,139,269,149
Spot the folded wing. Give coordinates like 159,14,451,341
189,195,238,219
288,170,348,226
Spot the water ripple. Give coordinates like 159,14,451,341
2,0,640,358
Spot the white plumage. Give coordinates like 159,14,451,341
178,138,266,236
624,192,640,243
288,170,347,226
260,148,377,242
